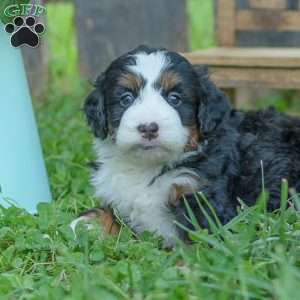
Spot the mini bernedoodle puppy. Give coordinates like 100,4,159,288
72,45,300,247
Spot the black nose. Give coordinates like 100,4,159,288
137,122,159,140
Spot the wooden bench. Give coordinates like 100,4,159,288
183,0,300,102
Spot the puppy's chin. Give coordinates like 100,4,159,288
131,145,176,164
117,142,183,165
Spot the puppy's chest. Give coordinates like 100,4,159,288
94,161,172,216
92,159,194,235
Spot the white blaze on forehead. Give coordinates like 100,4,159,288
129,51,170,85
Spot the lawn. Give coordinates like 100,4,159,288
1,1,300,299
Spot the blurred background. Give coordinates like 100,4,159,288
23,0,300,113
25,0,213,99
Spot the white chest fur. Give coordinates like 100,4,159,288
91,141,199,246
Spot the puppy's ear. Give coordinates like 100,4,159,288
194,66,231,135
83,74,108,139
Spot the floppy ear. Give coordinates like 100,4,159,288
195,66,231,135
83,74,108,139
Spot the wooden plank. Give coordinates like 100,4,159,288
208,67,300,89
235,31,300,47
183,47,300,68
236,10,300,31
74,0,187,78
216,0,236,46
249,0,287,9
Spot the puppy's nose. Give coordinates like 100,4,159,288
137,122,159,133
137,122,159,140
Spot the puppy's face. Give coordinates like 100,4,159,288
84,46,229,163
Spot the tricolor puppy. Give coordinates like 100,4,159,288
73,45,300,247
73,45,214,247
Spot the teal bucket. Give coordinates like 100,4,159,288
0,25,51,213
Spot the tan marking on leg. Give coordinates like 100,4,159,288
79,208,120,236
168,174,208,208
169,183,197,207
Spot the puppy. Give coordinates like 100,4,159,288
74,45,300,246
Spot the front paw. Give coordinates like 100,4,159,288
168,183,197,208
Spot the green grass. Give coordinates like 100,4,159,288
1,1,300,299
187,0,215,49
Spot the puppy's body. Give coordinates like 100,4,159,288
236,109,300,207
79,45,300,245
175,108,300,234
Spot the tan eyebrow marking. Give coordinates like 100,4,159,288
118,73,143,92
160,71,181,92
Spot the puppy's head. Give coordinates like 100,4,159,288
84,45,230,163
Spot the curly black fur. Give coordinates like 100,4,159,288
173,69,300,235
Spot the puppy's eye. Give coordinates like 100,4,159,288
167,92,182,107
120,92,135,107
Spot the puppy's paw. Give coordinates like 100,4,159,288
70,208,120,238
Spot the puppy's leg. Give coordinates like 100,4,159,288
70,208,120,237
170,182,237,240
169,184,202,243
172,184,238,239
168,183,195,208
172,193,210,229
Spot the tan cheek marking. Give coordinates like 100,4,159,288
184,125,200,152
79,208,120,236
